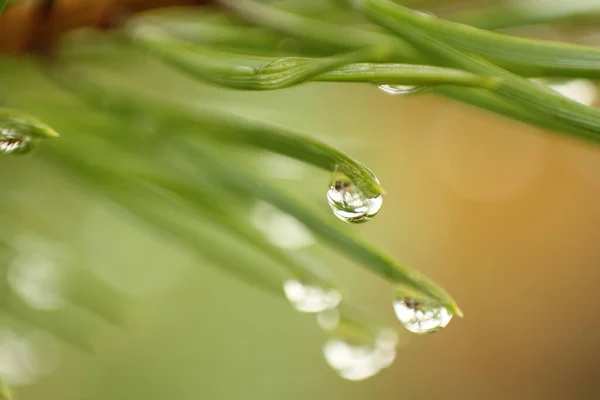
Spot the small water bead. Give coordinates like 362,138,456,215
377,84,425,96
393,296,452,334
283,279,341,313
327,173,383,223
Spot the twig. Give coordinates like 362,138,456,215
0,0,211,54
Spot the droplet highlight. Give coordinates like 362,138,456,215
378,84,425,96
283,279,341,313
393,296,452,334
327,172,383,223
323,329,398,381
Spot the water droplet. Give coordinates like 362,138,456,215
7,246,66,311
323,339,381,380
377,84,425,96
393,296,452,334
327,172,382,223
0,132,37,155
322,329,398,381
283,279,341,313
0,331,40,386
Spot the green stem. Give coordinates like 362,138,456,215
128,25,496,90
357,0,600,142
449,0,600,31
221,0,600,78
360,0,600,78
48,66,384,197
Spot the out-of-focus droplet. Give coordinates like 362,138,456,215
378,84,425,96
0,331,39,386
393,296,452,334
374,328,399,368
283,279,341,313
251,202,315,249
0,330,60,387
322,329,399,381
327,172,383,223
7,253,65,311
317,308,341,331
323,339,381,381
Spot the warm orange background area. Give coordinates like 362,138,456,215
366,92,600,399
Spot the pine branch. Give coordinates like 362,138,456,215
0,0,210,54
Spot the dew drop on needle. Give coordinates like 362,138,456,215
393,295,452,334
327,171,382,223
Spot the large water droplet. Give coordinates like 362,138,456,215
327,172,382,223
377,84,425,95
323,329,398,381
283,279,341,313
393,296,452,334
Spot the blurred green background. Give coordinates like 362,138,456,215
3,2,600,399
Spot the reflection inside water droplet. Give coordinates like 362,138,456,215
377,84,425,96
393,296,452,334
283,279,341,313
0,131,36,155
327,171,382,224
323,329,398,381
